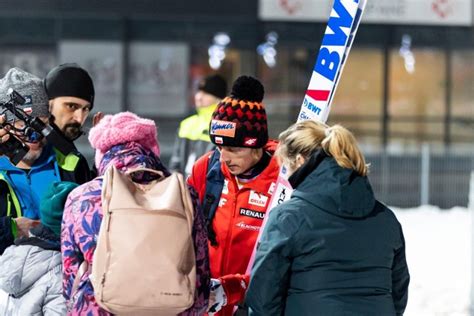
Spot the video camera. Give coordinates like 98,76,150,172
0,89,75,165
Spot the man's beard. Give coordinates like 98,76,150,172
21,139,46,166
62,123,83,141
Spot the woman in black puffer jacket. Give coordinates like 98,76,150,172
246,120,410,316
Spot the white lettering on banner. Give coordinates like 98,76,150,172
259,0,472,26
248,191,268,207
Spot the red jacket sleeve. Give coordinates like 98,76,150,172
219,274,250,306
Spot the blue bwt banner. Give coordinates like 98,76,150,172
298,0,365,123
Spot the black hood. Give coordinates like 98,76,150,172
291,152,375,219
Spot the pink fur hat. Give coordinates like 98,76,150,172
89,112,160,168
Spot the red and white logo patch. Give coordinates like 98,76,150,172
248,190,268,207
244,137,258,146
432,0,453,18
279,0,302,15
214,137,223,144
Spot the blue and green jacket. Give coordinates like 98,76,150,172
0,144,91,254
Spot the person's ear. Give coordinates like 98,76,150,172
92,112,104,127
295,154,306,169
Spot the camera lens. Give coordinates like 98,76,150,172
0,134,29,165
24,127,41,143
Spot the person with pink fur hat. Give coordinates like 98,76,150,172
88,111,161,171
61,111,210,316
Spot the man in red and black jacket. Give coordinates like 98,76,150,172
188,76,280,316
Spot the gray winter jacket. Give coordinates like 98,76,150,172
0,244,66,316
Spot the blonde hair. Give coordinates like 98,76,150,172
276,120,368,176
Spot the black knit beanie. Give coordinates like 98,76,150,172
44,63,95,108
209,75,268,148
198,74,227,99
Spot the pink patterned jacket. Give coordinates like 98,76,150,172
61,142,210,316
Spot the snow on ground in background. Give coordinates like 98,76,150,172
393,206,471,316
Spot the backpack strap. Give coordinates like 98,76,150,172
203,149,224,246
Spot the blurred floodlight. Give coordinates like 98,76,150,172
214,32,231,46
266,32,278,45
208,32,231,70
209,57,222,70
257,31,278,68
399,34,415,74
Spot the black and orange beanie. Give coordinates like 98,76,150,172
209,75,268,148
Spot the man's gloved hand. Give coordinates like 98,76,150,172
208,278,227,315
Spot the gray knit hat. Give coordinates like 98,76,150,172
0,67,49,122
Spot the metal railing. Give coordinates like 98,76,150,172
367,147,474,208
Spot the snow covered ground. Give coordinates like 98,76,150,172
393,206,472,316
0,206,471,315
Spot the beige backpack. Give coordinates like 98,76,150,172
91,165,196,315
